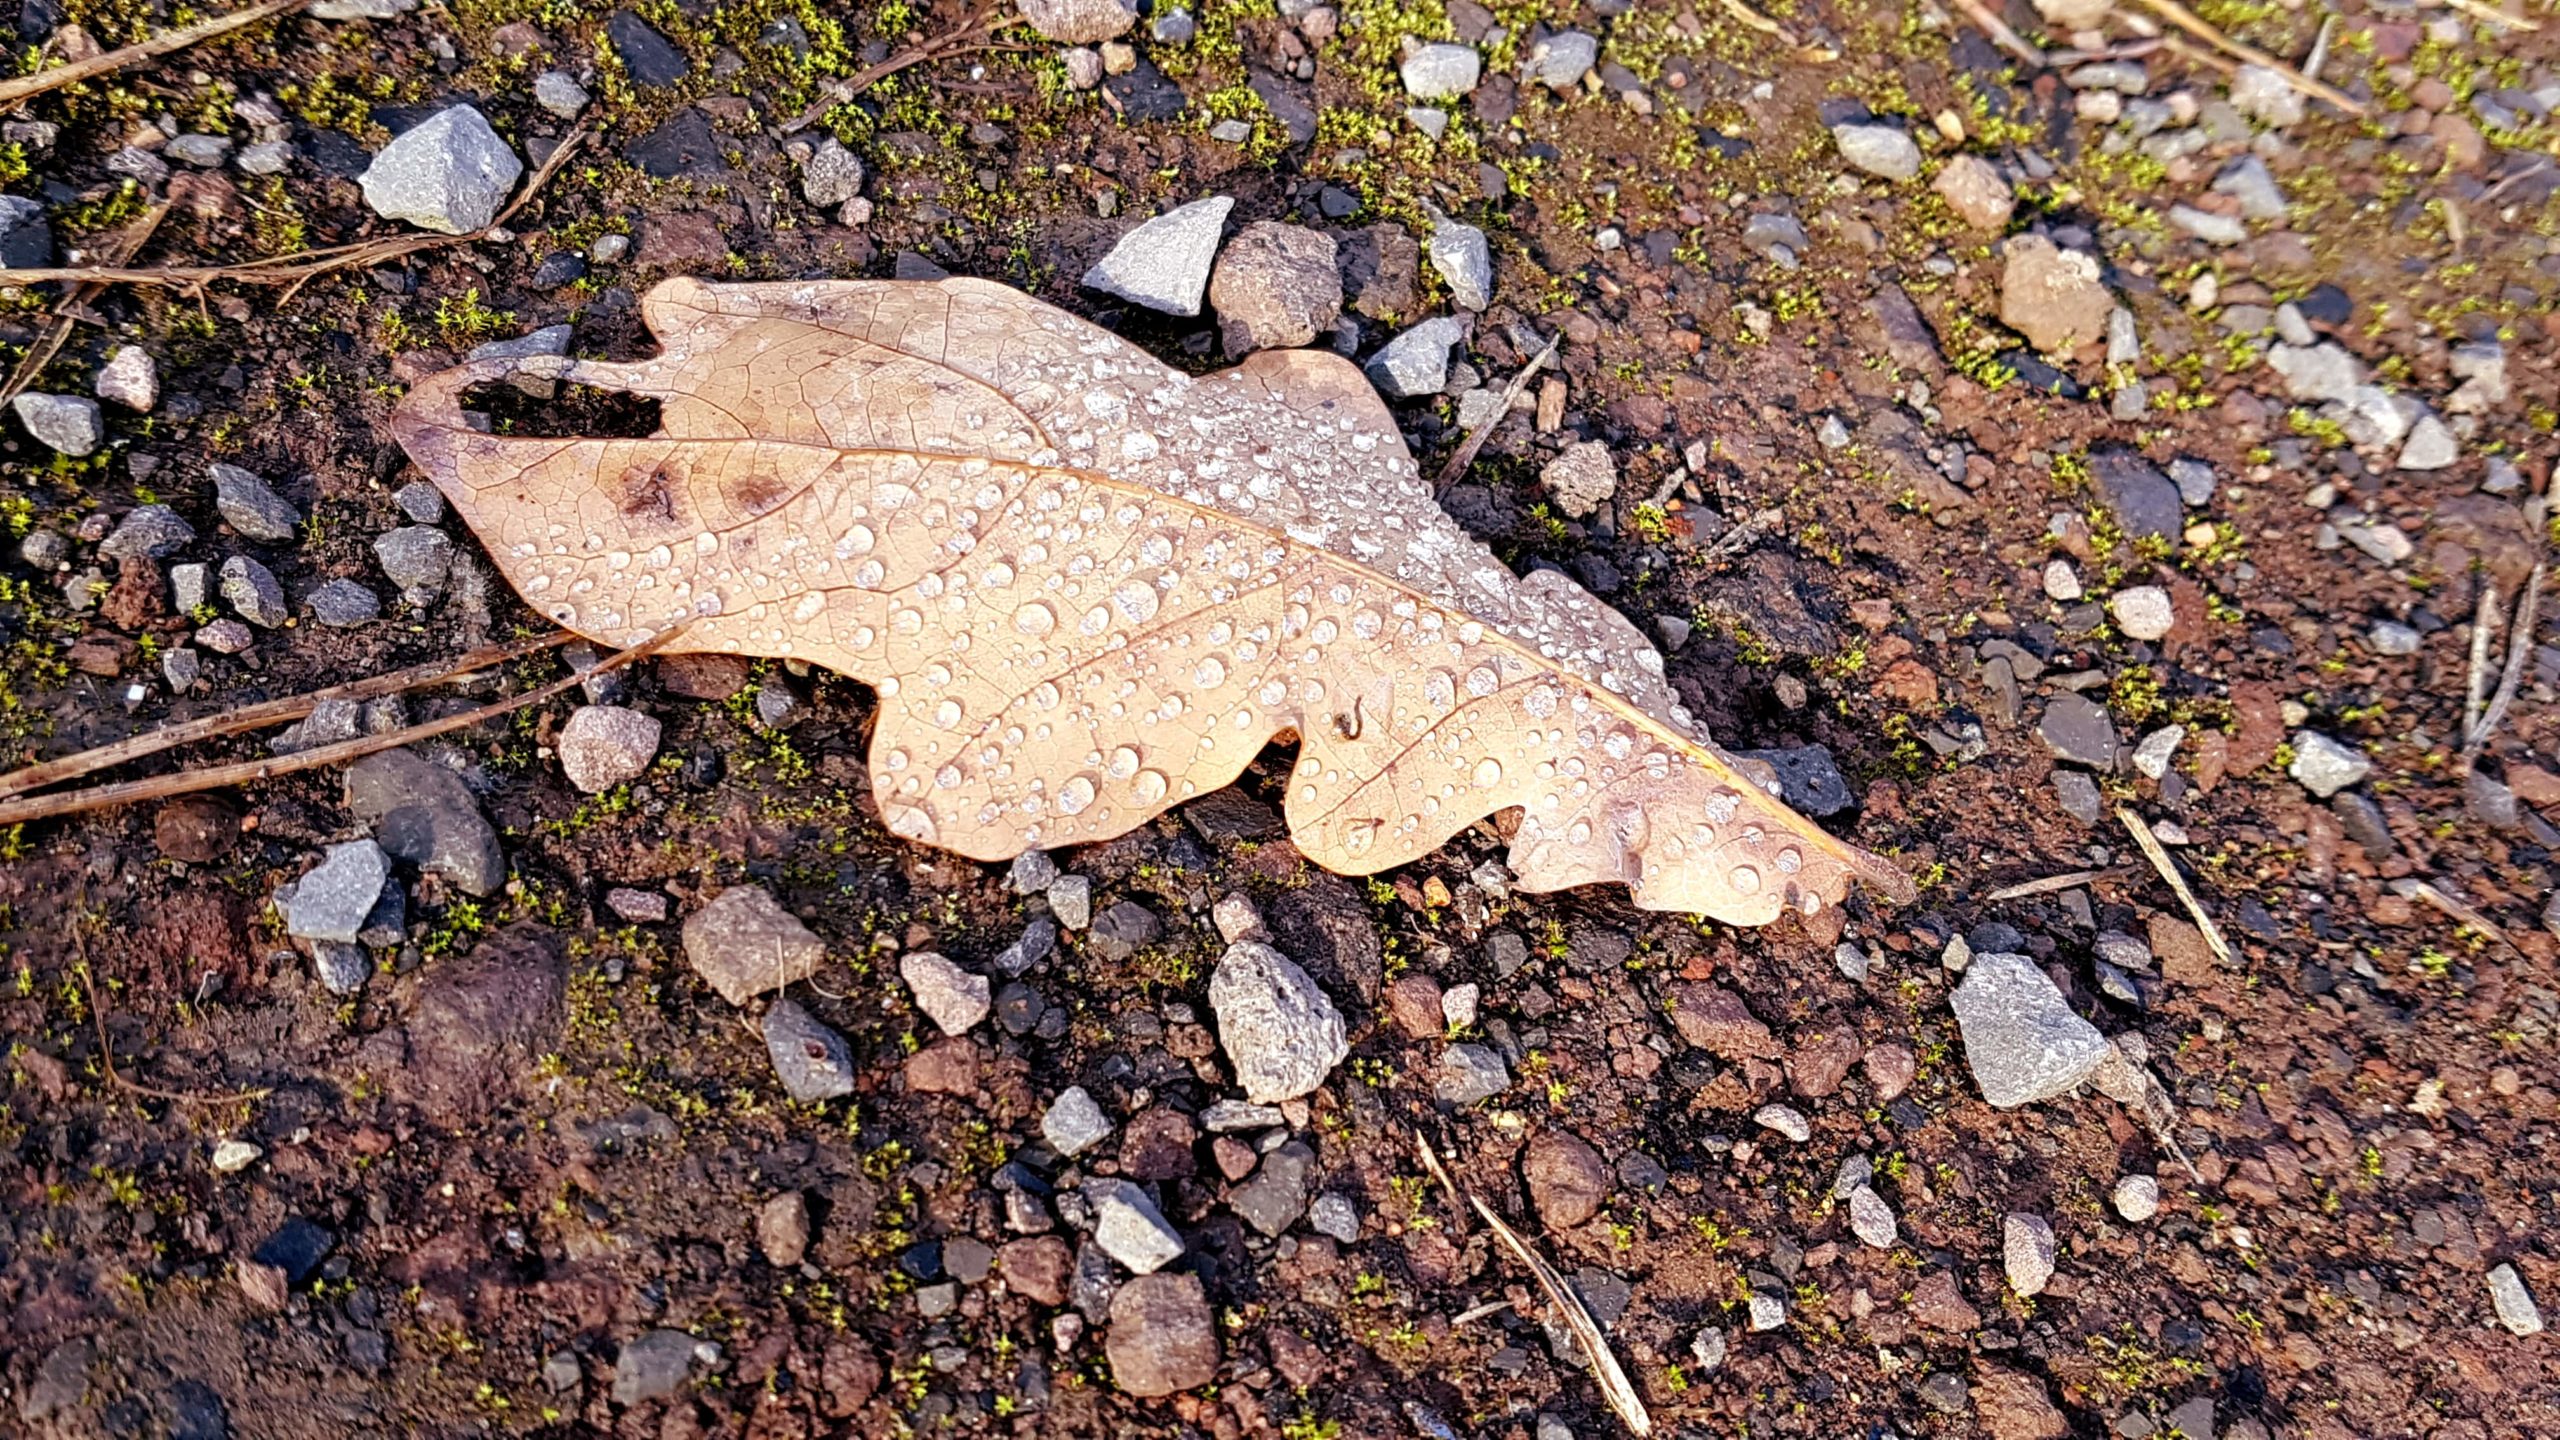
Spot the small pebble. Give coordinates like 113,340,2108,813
2114,1174,2160,1222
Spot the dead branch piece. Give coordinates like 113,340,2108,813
2391,876,2525,958
2463,563,2542,764
0,203,167,407
779,4,1029,135
1948,0,2048,68
2116,807,2234,966
72,892,272,1105
1434,329,1559,489
2436,0,2540,29
2301,14,2339,82
1982,866,2124,901
1700,506,1786,565
0,630,570,800
2127,0,2367,114
0,129,590,298
1414,1131,1654,1437
0,625,681,827
0,0,305,112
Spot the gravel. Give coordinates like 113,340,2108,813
394,481,446,524
1950,951,2112,1107
2113,1173,2160,1222
1365,316,1468,398
761,997,857,1101
2370,619,2421,655
533,70,588,119
374,526,454,599
1830,122,1921,180
212,464,301,541
2108,585,2175,641
346,748,505,896
1008,850,1059,894
2488,1263,2544,1337
1427,213,1493,311
306,578,381,627
2130,725,2185,781
1847,1185,1898,1248
1400,42,1481,100
557,704,661,792
2212,154,2288,220
2004,1214,2057,1295
12,393,103,456
358,105,523,234
1435,1043,1510,1104
1207,940,1348,1103
682,885,826,1005
1042,1085,1113,1157
1088,1179,1184,1274
220,555,288,627
94,345,157,411
901,951,991,1036
280,839,392,944
1083,195,1233,316
2288,730,2371,798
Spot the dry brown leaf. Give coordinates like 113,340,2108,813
391,278,1913,924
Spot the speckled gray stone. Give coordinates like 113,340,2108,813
358,105,523,235
1949,951,2111,1107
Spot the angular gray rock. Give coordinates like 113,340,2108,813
1948,951,2111,1107
358,105,523,235
1831,123,1921,180
1042,1085,1112,1157
101,505,194,561
1229,1141,1312,1236
306,578,382,627
2212,155,2287,220
0,193,52,269
1205,220,1341,355
762,997,856,1101
2398,414,2458,471
1529,31,1597,90
2037,695,2118,769
1435,1042,1510,1104
346,748,505,895
374,525,453,598
797,136,864,207
1088,1178,1184,1274
1207,940,1348,1103
611,1328,699,1406
94,345,157,411
1084,195,1234,317
533,70,588,119
1365,316,1468,398
1734,744,1852,816
901,951,990,1036
2288,730,2371,798
2488,1263,2544,1337
682,885,826,1005
1428,214,1493,311
1400,42,1481,100
220,555,288,627
556,704,661,792
280,840,392,944
2266,341,2361,403
212,464,301,541
2090,449,2183,543
12,393,103,456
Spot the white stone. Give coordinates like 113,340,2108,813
211,1139,262,1173
2108,584,2174,641
1847,1185,1898,1248
1042,1085,1112,1156
2288,730,2371,798
556,705,661,792
1089,1178,1184,1274
901,951,990,1036
2113,1173,2160,1222
2488,1263,2543,1337
1083,195,1232,316
2042,559,2083,601
358,105,523,235
94,345,158,411
1208,941,1348,1103
2004,1213,2057,1294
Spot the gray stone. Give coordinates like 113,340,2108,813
2212,155,2288,220
534,69,588,118
466,324,575,398
12,392,103,456
1019,0,1137,42
1436,1042,1509,1104
1043,1085,1113,1156
557,704,660,792
1847,1185,1897,1248
2266,341,2361,403
307,578,381,627
2230,63,2305,126
359,105,522,235
2113,1173,2160,1221
162,647,201,691
211,464,300,541
902,951,990,1036
374,525,453,598
2397,414,2458,470
612,1329,698,1406
310,0,416,15
1048,874,1093,929
2488,1263,2543,1337
1950,951,2112,1107
1735,743,1852,816
0,193,52,269
1206,220,1341,355
394,481,446,524
1747,1291,1786,1330
94,345,157,411
1087,899,1161,960
2370,620,2420,655
18,528,68,569
1400,42,1481,100
2037,695,2118,769
762,997,856,1101
1428,214,1493,310
281,839,392,944
1366,316,1468,398
1540,440,1616,518
1084,195,1233,316
236,140,292,175
2167,203,2247,245
1208,940,1348,1103
1151,7,1195,42
682,886,824,1005
196,618,254,654
166,132,232,167
2090,449,2184,542
2109,585,2174,641
346,748,505,895
605,9,690,84
312,941,372,994
1308,1192,1359,1244
2130,725,2185,781
1529,30,1597,90
2288,730,2370,798
2168,457,2216,506
19,1338,92,1423
1742,212,1808,261
1089,1178,1184,1273
798,137,864,207
1755,1102,1811,1142
1229,1141,1311,1236
1831,123,1921,180
2447,341,2508,414
992,916,1058,977
272,698,360,755
101,504,194,562
1199,1099,1283,1132
220,555,287,627
1009,850,1060,894
2003,1213,2056,1295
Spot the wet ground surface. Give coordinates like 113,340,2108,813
0,0,2556,1435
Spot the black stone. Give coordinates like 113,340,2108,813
532,252,587,289
2293,282,2352,326
1997,350,2085,399
894,251,950,280
1733,744,1853,817
1103,59,1186,123
1247,69,1317,146
254,1217,336,1284
2088,447,2183,543
625,109,733,179
607,10,691,87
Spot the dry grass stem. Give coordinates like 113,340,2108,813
0,0,305,112
2116,807,2234,966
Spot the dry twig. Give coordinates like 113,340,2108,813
0,0,305,113
2391,876,2525,958
2116,807,2234,966
779,4,1032,135
1982,866,2127,901
1948,0,2048,67
0,202,167,407
0,625,679,827
2463,563,2542,764
2127,0,2367,113
0,130,590,299
2436,0,2539,29
1435,329,1558,489
0,631,569,801
71,889,273,1105
1414,1131,1653,1437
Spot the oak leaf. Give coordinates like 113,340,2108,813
391,278,1912,925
